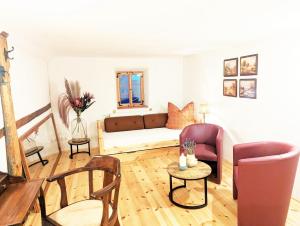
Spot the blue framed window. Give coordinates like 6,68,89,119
116,71,144,108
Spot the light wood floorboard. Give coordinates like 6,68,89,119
25,147,300,226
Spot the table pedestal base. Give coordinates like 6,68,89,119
68,139,91,159
169,175,208,209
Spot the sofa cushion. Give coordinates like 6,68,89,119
166,102,195,129
194,144,217,161
143,113,168,129
104,115,144,132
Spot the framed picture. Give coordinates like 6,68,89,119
240,54,258,75
223,79,237,97
239,79,257,99
224,58,238,77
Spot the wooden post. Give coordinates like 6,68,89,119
0,31,22,176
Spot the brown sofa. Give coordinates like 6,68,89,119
97,113,180,154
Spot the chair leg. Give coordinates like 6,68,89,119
114,217,120,226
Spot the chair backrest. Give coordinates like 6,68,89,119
180,123,222,147
47,155,121,226
238,144,299,226
85,156,121,226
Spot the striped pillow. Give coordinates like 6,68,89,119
166,102,195,129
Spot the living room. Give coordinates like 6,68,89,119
0,1,299,226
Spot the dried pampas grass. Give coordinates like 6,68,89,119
58,79,79,128
58,93,71,128
58,78,95,128
70,80,81,99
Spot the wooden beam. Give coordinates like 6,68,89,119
18,114,52,141
18,113,62,195
16,103,51,129
0,103,51,139
0,32,22,176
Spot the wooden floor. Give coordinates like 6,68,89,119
26,147,300,226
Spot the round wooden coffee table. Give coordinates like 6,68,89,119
167,161,212,209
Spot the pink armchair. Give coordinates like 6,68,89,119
233,141,300,226
180,123,224,184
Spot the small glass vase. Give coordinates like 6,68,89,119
186,149,198,167
70,113,87,142
186,153,197,167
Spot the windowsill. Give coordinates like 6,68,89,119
117,105,148,110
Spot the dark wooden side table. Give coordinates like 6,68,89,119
68,138,91,159
25,146,49,167
0,172,44,226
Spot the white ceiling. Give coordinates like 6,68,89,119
1,0,300,57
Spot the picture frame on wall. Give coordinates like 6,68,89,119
223,79,237,97
239,79,257,99
224,58,238,77
240,54,258,76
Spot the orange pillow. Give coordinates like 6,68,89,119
166,102,195,129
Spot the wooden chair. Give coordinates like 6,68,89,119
40,155,121,226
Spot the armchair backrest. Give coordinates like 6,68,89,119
180,123,222,147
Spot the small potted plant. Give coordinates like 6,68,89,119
182,138,198,167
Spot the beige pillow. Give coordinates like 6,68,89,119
166,102,195,129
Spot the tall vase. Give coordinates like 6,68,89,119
70,112,87,142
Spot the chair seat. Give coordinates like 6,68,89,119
48,200,112,226
194,144,217,161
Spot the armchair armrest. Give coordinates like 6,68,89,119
47,167,90,182
90,175,120,200
233,141,292,166
233,143,266,166
47,167,92,208
216,127,223,157
91,175,121,226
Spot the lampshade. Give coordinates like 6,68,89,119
200,103,208,114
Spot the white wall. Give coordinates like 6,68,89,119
0,36,50,172
182,34,300,199
48,57,184,149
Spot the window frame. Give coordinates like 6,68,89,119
116,71,145,109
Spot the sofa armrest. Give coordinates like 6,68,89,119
97,120,105,154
